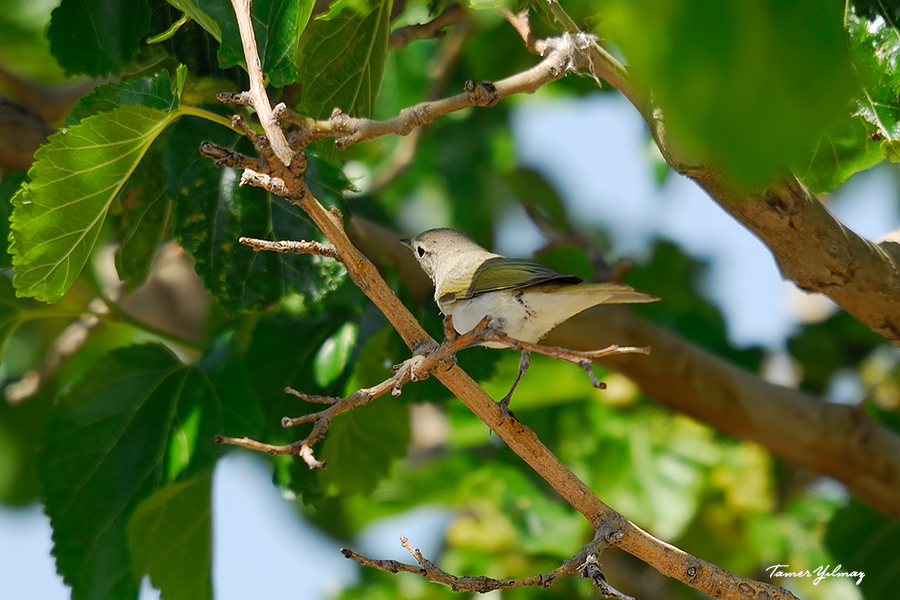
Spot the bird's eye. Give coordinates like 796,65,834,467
417,246,425,258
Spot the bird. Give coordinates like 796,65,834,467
402,227,657,418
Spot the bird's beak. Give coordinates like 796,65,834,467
399,238,412,249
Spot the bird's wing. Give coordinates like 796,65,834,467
451,257,581,300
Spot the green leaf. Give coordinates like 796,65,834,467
296,0,392,118
10,104,178,302
167,118,345,313
848,5,900,140
166,0,223,42
48,0,151,76
0,172,26,270
126,477,213,600
883,139,900,162
168,0,314,87
825,500,900,599
67,68,182,126
313,321,358,387
114,149,174,294
320,393,410,496
602,0,857,186
798,117,885,194
38,344,221,600
800,3,900,191
201,332,266,438
0,276,33,357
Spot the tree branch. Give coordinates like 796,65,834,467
389,4,466,49
228,0,294,166
578,10,900,345
352,215,900,516
237,236,340,259
216,3,803,597
277,32,594,149
547,307,900,517
341,529,634,598
217,314,647,467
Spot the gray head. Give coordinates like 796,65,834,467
401,228,499,287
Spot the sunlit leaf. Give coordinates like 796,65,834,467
847,4,900,140
10,105,178,302
800,3,900,191
313,321,358,387
798,117,884,193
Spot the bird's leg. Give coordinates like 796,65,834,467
498,350,530,422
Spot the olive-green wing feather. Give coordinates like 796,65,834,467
460,257,580,299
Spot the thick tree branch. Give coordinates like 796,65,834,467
578,13,900,345
693,175,900,343
548,308,900,516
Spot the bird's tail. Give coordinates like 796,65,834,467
551,282,659,305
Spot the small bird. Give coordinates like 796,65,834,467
402,228,657,417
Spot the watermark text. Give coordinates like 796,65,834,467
766,564,864,586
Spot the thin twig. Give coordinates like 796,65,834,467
277,32,596,149
228,0,294,166
499,8,548,55
216,352,433,467
341,526,631,594
372,12,473,193
461,316,649,388
389,5,466,49
238,237,340,260
217,315,644,466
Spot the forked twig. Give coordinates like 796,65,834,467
340,526,634,596
216,314,647,467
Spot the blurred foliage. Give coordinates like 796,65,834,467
0,0,896,599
